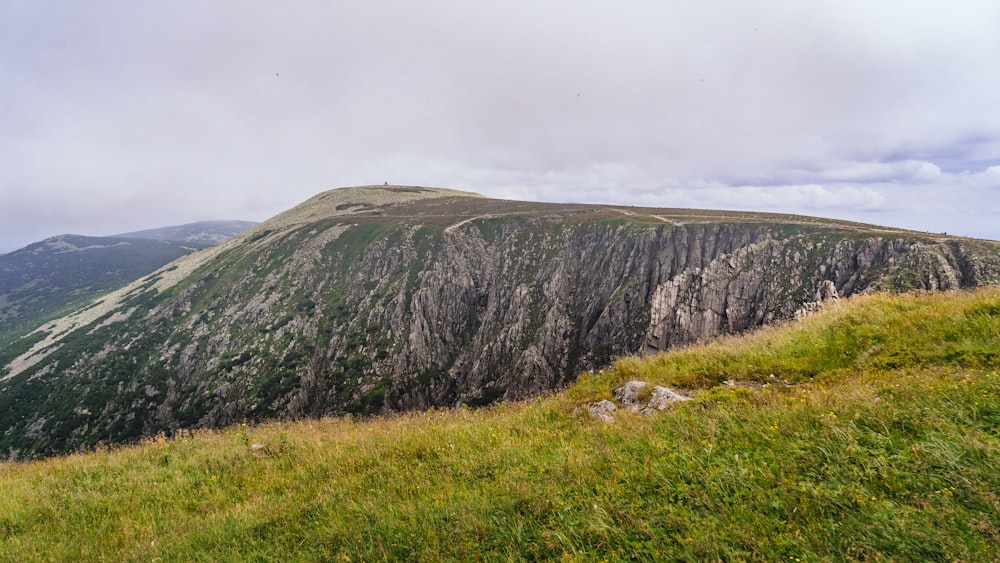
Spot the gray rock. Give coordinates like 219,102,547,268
647,386,692,411
579,400,617,422
614,381,650,411
613,380,692,414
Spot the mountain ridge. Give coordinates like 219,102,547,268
0,220,257,346
2,185,999,458
115,220,258,245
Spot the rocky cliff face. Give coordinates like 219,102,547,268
2,186,999,458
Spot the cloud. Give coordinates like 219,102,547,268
687,184,890,213
1,0,1000,252
965,166,1000,189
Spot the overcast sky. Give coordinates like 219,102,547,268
2,1,999,253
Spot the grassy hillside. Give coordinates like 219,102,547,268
0,235,207,345
2,287,999,561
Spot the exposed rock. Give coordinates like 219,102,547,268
794,280,841,319
579,381,691,421
614,381,651,411
614,381,692,415
576,400,617,423
3,185,1000,458
647,386,693,411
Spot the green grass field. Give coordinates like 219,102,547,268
2,288,999,561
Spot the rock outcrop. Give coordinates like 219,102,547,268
615,381,692,414
2,186,999,458
576,380,692,421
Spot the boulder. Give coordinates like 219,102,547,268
574,399,618,422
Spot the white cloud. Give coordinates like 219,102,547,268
965,166,1000,189
1,0,1000,252
568,181,885,215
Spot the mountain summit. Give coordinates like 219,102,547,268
2,185,999,458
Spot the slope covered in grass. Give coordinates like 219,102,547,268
0,235,206,345
2,288,999,561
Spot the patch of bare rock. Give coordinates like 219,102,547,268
575,381,692,422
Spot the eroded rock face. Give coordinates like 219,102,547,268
3,187,1000,458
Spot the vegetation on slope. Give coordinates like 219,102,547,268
1,287,999,561
0,235,207,345
5,187,1000,459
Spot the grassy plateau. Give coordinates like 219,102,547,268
2,287,999,561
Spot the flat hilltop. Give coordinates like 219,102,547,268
261,185,958,237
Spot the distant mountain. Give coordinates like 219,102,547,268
3,185,999,458
0,221,256,343
116,220,258,245
0,235,209,344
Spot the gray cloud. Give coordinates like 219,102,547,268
3,0,1000,251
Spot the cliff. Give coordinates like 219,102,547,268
2,186,999,458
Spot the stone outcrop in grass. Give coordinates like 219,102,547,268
576,380,692,421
